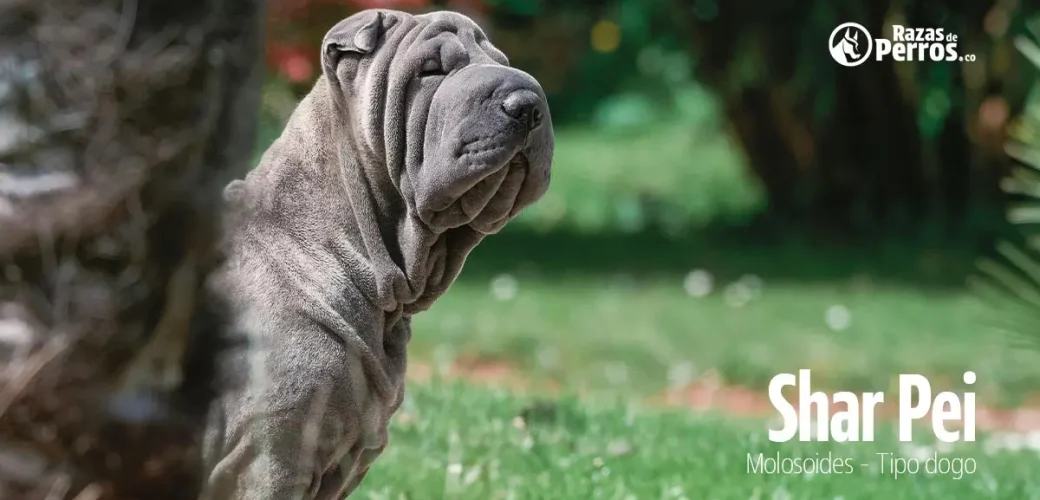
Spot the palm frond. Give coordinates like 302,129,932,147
974,34,1040,346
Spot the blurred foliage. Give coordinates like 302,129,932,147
975,26,1040,349
261,0,1040,236
511,122,762,235
263,0,690,127
676,0,1037,234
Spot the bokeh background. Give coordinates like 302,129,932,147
259,1,1040,497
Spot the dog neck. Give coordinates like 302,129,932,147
238,78,482,317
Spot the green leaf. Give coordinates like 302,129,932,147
488,0,541,16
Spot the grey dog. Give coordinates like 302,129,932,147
200,8,553,499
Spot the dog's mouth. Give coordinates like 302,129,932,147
467,152,529,234
424,151,530,234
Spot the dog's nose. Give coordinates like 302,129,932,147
501,89,543,132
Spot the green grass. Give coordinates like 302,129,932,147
255,89,1040,497
408,223,1040,405
412,268,1040,405
511,122,763,234
362,381,1040,499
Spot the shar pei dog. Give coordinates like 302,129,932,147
201,8,553,499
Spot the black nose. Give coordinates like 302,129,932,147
501,89,543,132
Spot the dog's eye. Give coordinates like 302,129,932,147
419,58,445,78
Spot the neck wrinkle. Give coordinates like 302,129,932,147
309,61,489,320
320,78,424,314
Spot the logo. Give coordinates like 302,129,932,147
829,23,872,67
829,22,977,66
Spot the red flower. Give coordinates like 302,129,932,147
268,44,317,83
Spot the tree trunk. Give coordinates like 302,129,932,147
0,0,265,498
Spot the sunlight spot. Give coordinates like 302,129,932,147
606,440,633,456
667,361,696,389
444,430,464,495
0,317,33,346
536,346,559,369
898,442,934,461
738,273,763,298
490,273,519,301
723,281,753,308
983,431,1040,455
665,485,685,498
462,465,482,486
590,20,621,53
604,362,629,385
683,269,713,297
0,171,79,197
825,305,852,331
520,435,534,450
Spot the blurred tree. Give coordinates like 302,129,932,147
261,0,688,127
0,0,265,497
678,0,1030,236
482,0,689,125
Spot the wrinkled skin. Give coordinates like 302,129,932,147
202,9,552,499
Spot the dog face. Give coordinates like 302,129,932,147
322,9,553,236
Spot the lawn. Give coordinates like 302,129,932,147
409,257,1040,404
362,381,1040,499
400,118,1040,404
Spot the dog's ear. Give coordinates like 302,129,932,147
321,10,388,76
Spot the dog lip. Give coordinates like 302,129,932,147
509,151,530,178
466,151,528,235
503,151,529,171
